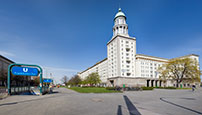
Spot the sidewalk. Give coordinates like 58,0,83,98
0,88,8,100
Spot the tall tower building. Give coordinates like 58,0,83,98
107,8,136,79
78,8,200,88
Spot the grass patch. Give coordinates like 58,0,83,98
176,88,191,90
68,87,122,93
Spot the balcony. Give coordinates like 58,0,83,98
127,73,131,76
126,48,130,52
126,60,130,64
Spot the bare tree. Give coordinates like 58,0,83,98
61,76,68,85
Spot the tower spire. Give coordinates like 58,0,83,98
118,8,121,12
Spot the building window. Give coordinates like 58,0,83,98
126,60,130,64
126,48,130,52
127,73,131,76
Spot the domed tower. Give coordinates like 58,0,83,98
107,8,136,80
113,8,129,37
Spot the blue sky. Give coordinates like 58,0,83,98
0,0,202,83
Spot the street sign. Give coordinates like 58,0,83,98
43,79,52,83
11,66,39,76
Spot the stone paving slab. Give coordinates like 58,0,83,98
0,87,201,115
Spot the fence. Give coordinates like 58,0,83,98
1,86,49,95
0,88,7,94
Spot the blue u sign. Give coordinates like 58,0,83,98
43,79,52,83
11,66,39,76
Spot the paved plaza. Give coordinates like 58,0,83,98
0,88,201,115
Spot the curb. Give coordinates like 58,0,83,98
0,93,8,100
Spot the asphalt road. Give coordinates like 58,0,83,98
0,87,201,115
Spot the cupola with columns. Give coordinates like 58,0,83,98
113,8,129,37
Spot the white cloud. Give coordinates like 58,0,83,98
187,48,202,53
42,66,80,84
43,66,79,72
0,50,15,57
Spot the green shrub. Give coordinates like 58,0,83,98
164,87,176,89
106,87,116,90
141,87,154,90
156,87,176,89
155,87,164,89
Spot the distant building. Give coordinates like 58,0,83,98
0,55,14,86
78,8,200,87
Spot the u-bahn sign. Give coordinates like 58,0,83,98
8,63,43,95
43,79,52,83
11,66,39,76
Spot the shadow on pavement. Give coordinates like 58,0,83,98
0,93,63,107
160,97,202,114
179,97,196,100
117,105,122,115
123,95,141,115
0,102,18,106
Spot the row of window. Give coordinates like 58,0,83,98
113,26,128,31
141,74,158,78
141,62,162,66
115,18,125,24
141,66,158,70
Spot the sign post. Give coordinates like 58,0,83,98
8,63,43,95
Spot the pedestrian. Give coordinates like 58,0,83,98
192,85,195,92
